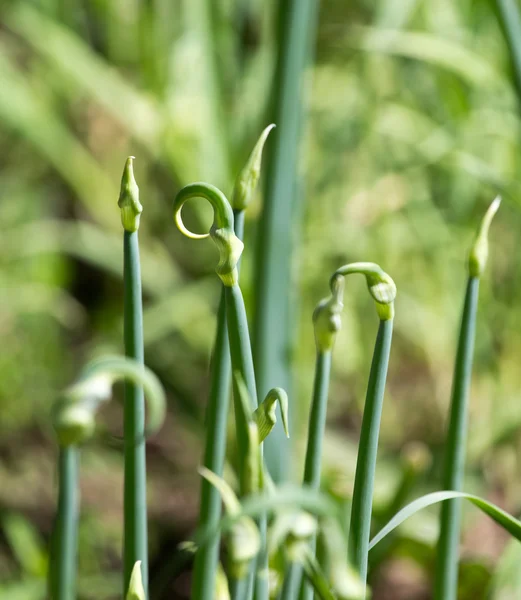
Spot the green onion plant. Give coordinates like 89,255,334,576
434,197,501,600
173,175,268,599
335,263,396,593
44,123,519,600
283,274,345,600
118,156,149,596
190,125,274,600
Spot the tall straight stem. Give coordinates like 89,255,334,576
296,350,333,600
303,351,333,487
225,283,269,600
123,230,148,596
434,277,479,600
348,318,393,591
192,211,245,600
253,0,320,482
51,446,79,600
226,284,258,456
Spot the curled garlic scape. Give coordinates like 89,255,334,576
331,262,396,321
173,183,244,287
52,355,166,446
313,274,345,352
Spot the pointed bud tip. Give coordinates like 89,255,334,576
231,124,276,210
118,156,142,232
126,561,145,600
468,195,501,277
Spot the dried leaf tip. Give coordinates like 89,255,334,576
126,561,145,600
118,156,142,232
231,124,276,210
468,195,501,278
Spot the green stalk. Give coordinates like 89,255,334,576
173,130,273,600
347,318,393,588
328,263,396,594
302,351,334,488
295,352,333,600
434,197,501,600
51,446,79,600
119,158,148,596
225,283,266,600
280,563,302,600
253,0,320,482
191,209,245,600
293,276,344,600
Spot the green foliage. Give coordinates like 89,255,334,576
2,1,521,599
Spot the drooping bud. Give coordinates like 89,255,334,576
231,124,275,210
53,404,96,446
468,196,501,278
252,387,290,443
332,262,396,321
313,273,345,352
118,157,143,232
52,356,166,447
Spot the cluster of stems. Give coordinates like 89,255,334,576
48,130,504,600
173,127,277,600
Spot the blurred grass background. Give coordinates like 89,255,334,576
2,0,521,598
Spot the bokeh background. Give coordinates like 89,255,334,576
2,0,521,598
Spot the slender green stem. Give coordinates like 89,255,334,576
225,283,265,600
348,318,393,591
123,229,148,596
434,277,479,600
192,210,245,600
253,515,269,600
172,161,272,600
192,292,231,600
303,351,333,488
434,197,499,599
253,0,320,482
51,446,79,600
230,575,254,600
226,284,258,448
289,276,343,600
297,350,333,600
280,562,302,600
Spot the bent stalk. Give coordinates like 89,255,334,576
293,276,344,600
191,127,273,600
173,157,277,599
333,263,396,594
